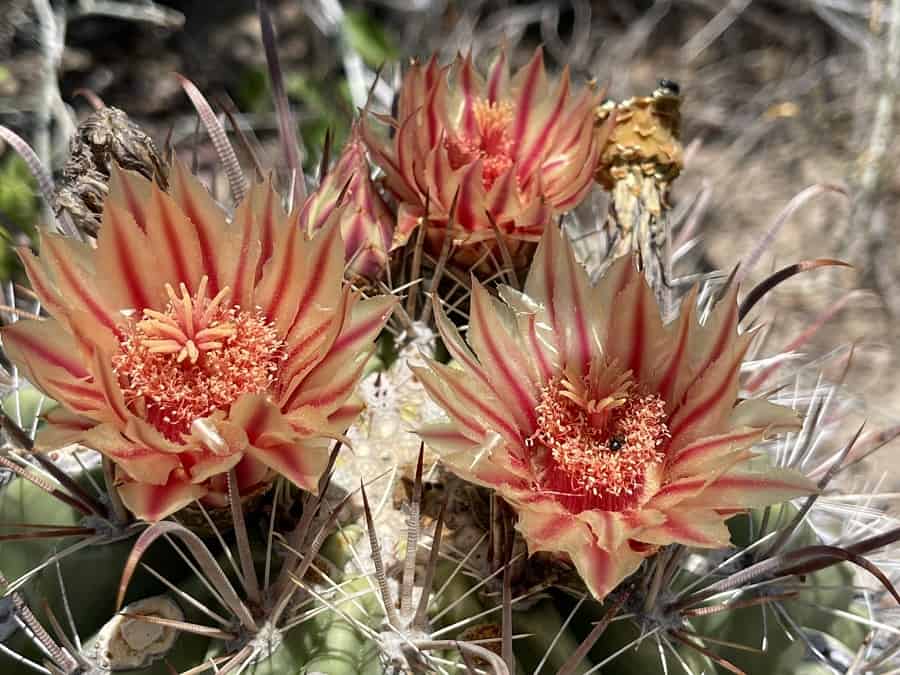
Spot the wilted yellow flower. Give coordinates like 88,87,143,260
362,48,602,257
415,226,816,600
3,163,395,520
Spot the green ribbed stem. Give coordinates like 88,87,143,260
687,506,867,673
0,472,190,667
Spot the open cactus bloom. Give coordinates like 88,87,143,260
362,47,603,256
301,125,394,278
2,163,395,521
415,226,818,601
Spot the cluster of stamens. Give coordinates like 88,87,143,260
113,277,285,442
445,98,516,191
529,375,670,513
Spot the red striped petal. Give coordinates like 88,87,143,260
118,473,207,521
517,66,569,182
256,218,343,337
667,339,749,452
524,225,594,377
675,468,817,510
144,181,206,295
411,364,488,441
516,506,645,601
35,408,96,449
511,48,547,148
486,49,508,103
169,162,228,295
95,199,160,311
3,319,90,380
223,190,263,311
17,246,65,318
498,286,559,385
457,52,482,137
603,267,666,381
468,282,539,434
41,235,120,334
284,294,394,413
418,422,530,487
83,424,179,486
666,428,763,480
360,116,420,206
228,394,330,492
416,360,522,446
108,164,152,231
432,292,491,387
635,509,732,548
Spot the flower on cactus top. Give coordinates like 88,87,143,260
362,48,604,254
301,126,394,278
3,163,395,521
414,226,817,600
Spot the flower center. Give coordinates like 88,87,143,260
528,375,670,514
446,98,516,191
113,276,284,442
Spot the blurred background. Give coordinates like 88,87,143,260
1,0,898,484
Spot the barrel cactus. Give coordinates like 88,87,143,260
0,8,898,675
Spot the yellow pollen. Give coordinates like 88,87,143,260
112,276,285,442
528,376,670,513
446,98,516,191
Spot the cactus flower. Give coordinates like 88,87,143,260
3,163,395,521
362,48,603,257
415,226,816,600
302,126,394,278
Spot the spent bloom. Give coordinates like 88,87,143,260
415,226,816,600
301,125,394,278
3,163,394,521
362,48,603,255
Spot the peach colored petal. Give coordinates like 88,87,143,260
144,181,207,296
729,398,801,431
497,286,559,385
666,428,765,481
40,234,120,334
84,424,179,486
284,294,394,415
168,162,233,296
432,292,492,388
600,263,666,382
634,509,732,548
118,473,207,521
523,224,609,377
2,319,107,417
359,116,420,206
412,361,521,446
94,196,161,312
222,189,263,310
184,451,244,485
35,408,96,450
256,220,344,339
667,338,750,453
323,393,366,436
674,468,818,511
18,244,65,318
515,506,645,601
418,423,531,488
108,163,152,231
226,394,330,492
467,281,540,434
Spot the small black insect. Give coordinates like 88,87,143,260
609,435,626,452
657,79,681,95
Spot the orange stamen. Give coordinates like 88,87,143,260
528,375,670,513
446,98,516,191
113,276,284,442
